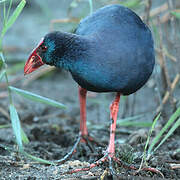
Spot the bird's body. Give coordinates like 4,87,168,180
73,5,154,94
40,5,154,95
24,4,155,174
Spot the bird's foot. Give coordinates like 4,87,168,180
55,133,105,164
80,133,105,151
61,152,164,178
63,151,116,175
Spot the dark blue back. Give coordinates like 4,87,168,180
71,5,155,95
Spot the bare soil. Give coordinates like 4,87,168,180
0,71,179,179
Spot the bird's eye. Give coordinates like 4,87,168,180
41,45,47,52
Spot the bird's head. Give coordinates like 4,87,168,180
24,32,65,75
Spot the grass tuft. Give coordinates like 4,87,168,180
0,0,26,48
0,0,65,164
148,107,180,155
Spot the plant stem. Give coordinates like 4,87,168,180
88,0,93,14
0,52,13,104
6,0,13,21
3,1,6,22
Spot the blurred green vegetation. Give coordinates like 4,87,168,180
0,0,65,163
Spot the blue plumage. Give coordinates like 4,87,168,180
41,4,155,95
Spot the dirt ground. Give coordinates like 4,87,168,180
0,0,180,179
0,71,180,179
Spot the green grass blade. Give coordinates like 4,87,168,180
0,52,5,63
118,114,145,122
23,151,54,165
1,0,26,37
117,120,152,127
6,0,13,22
3,0,6,25
171,11,180,19
144,113,161,159
9,86,66,109
118,0,140,8
88,0,93,14
117,114,145,124
0,69,6,81
21,128,29,144
150,113,161,134
0,58,3,69
0,124,11,128
154,118,180,152
117,114,151,127
9,104,24,152
148,107,180,154
3,0,13,25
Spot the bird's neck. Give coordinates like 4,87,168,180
52,32,91,71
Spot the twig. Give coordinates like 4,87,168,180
156,74,180,113
0,91,8,98
150,3,168,17
152,12,170,25
168,0,176,43
50,18,79,31
157,16,171,91
130,93,136,116
162,74,179,105
169,164,180,170
155,16,178,115
0,75,23,89
144,0,152,25
168,1,180,81
155,48,177,62
0,106,10,119
149,2,170,25
121,97,129,119
159,12,171,24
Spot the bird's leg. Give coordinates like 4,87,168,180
78,87,96,150
79,87,88,138
65,93,121,174
56,87,102,164
62,93,163,177
79,87,104,149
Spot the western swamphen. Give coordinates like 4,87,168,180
24,5,155,174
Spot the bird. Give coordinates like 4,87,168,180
24,4,155,174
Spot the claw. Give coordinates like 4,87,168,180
55,134,81,164
55,133,105,164
61,153,164,178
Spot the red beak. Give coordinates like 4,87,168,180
24,40,45,75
